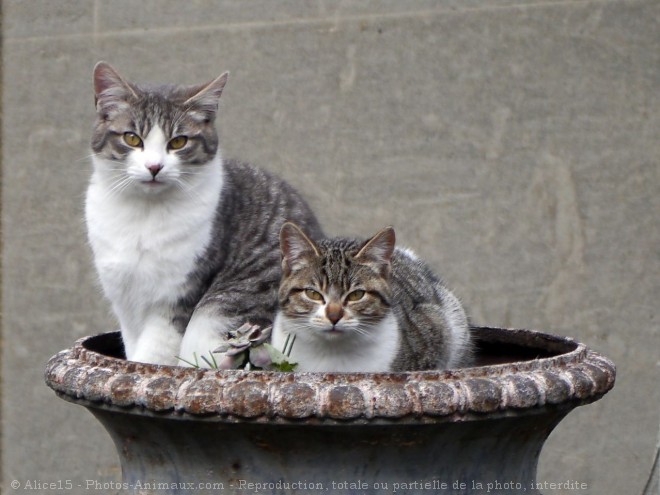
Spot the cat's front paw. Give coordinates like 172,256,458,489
127,322,183,366
131,342,181,366
179,312,236,368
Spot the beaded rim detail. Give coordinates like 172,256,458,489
44,327,615,424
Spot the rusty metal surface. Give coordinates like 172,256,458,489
44,327,615,424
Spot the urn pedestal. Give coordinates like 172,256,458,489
45,327,615,495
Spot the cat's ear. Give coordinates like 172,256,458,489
355,227,395,276
280,222,320,276
183,72,229,116
93,62,138,110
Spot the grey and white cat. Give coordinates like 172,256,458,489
86,62,322,365
272,223,471,372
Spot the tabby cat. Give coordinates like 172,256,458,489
86,62,323,365
272,222,471,372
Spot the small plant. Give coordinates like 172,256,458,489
266,333,297,372
176,323,297,371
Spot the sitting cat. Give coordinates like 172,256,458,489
272,222,471,372
86,62,323,365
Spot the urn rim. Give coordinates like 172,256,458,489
44,326,616,424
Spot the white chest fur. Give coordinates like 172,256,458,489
85,154,223,361
272,313,400,372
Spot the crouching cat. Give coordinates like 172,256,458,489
272,223,471,372
86,63,322,365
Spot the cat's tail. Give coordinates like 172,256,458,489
437,284,473,369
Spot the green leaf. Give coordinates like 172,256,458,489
283,334,297,357
263,343,298,371
271,361,298,372
264,343,287,364
200,354,218,369
175,354,200,368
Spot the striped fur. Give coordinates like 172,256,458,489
272,223,471,372
87,62,322,365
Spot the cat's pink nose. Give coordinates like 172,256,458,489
326,304,344,325
147,163,163,177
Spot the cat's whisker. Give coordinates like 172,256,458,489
273,223,470,372
353,326,380,341
172,178,202,202
77,153,99,164
170,112,190,134
86,64,323,367
82,154,127,168
106,176,134,198
178,169,214,181
104,159,129,166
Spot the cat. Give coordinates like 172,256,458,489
86,62,323,366
272,222,471,372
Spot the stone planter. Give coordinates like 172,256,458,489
45,327,615,495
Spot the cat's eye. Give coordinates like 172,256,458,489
123,132,143,148
304,289,324,302
346,290,366,302
168,136,188,150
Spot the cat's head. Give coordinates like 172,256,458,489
90,62,228,196
278,222,396,343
